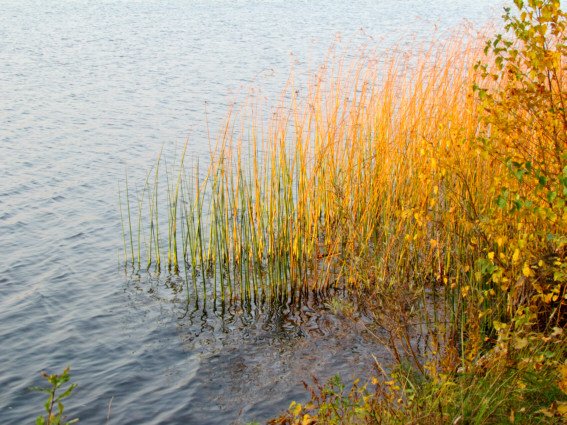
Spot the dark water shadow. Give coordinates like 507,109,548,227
124,269,392,424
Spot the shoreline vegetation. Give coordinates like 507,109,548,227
116,1,566,423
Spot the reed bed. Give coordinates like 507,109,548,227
117,3,567,421
120,34,498,318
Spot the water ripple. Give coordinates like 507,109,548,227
0,0,503,423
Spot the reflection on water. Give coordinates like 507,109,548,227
0,0,503,423
126,271,388,424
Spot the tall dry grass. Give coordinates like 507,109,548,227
121,34,496,313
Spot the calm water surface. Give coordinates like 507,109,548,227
1,1,503,423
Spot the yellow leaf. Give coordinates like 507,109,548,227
302,413,313,425
522,264,533,277
493,321,508,332
512,248,520,264
289,401,302,417
488,252,495,261
558,365,567,394
514,337,528,350
540,408,554,418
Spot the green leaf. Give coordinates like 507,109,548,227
496,195,507,209
513,198,524,211
29,386,51,394
56,384,77,402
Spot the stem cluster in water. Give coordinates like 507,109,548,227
120,37,488,315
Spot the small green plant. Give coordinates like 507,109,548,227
270,375,380,424
32,366,79,425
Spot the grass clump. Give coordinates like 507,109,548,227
274,339,565,424
122,33,488,311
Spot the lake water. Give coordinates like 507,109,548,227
1,1,503,423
